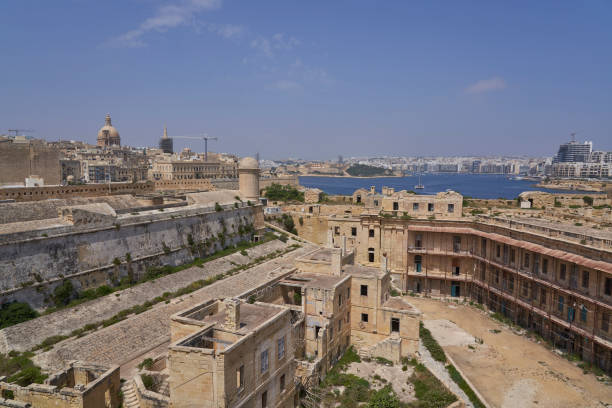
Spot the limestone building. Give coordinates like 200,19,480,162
97,114,121,147
288,188,612,374
167,299,297,408
0,138,61,186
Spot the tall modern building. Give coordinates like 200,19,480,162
553,140,592,163
159,126,173,154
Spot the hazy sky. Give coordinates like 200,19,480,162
1,1,611,159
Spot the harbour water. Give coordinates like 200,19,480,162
299,174,577,199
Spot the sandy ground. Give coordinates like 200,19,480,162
407,296,612,408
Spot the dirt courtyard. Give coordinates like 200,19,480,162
407,296,612,408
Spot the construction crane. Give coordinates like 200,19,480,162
7,129,35,137
172,134,218,162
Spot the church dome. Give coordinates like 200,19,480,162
97,114,120,146
239,157,259,170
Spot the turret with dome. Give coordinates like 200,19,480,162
97,114,121,147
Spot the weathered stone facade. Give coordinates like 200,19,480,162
0,362,119,408
0,192,263,308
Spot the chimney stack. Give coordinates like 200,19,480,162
331,248,342,276
341,235,347,257
327,229,334,248
381,252,388,273
224,298,241,331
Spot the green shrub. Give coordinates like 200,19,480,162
263,184,304,202
582,196,594,206
0,302,39,329
215,202,223,212
374,356,393,366
141,373,154,390
1,389,14,399
53,280,75,306
138,358,154,370
367,385,400,408
7,365,47,386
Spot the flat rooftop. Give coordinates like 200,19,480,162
344,264,386,279
196,302,283,334
300,248,332,262
281,272,346,290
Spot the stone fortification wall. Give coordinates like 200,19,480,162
0,202,262,309
260,175,299,189
0,181,153,202
154,179,214,191
0,195,143,225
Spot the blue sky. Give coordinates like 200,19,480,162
1,1,611,159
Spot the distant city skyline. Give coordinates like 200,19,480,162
1,1,611,159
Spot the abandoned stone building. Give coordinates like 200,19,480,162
0,362,120,408
285,187,612,374
352,186,463,219
116,241,420,407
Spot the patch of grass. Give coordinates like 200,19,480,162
446,364,485,408
419,322,446,362
336,346,361,371
408,362,457,408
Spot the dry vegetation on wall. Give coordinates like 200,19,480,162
0,233,301,388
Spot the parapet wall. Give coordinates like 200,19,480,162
0,181,154,202
0,203,263,309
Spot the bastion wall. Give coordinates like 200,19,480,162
0,203,262,309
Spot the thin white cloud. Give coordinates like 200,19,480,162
108,0,222,48
251,33,300,57
274,80,302,91
206,23,244,39
466,77,507,94
250,36,273,57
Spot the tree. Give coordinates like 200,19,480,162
264,184,304,202
583,196,594,206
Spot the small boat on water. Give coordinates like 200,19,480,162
414,174,424,189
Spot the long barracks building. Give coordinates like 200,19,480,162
288,189,612,374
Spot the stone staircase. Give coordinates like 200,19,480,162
157,378,170,397
357,334,402,363
121,380,140,408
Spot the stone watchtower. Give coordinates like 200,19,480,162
238,156,260,202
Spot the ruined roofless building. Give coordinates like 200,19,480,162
97,114,121,147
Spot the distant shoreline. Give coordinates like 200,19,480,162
300,174,402,179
